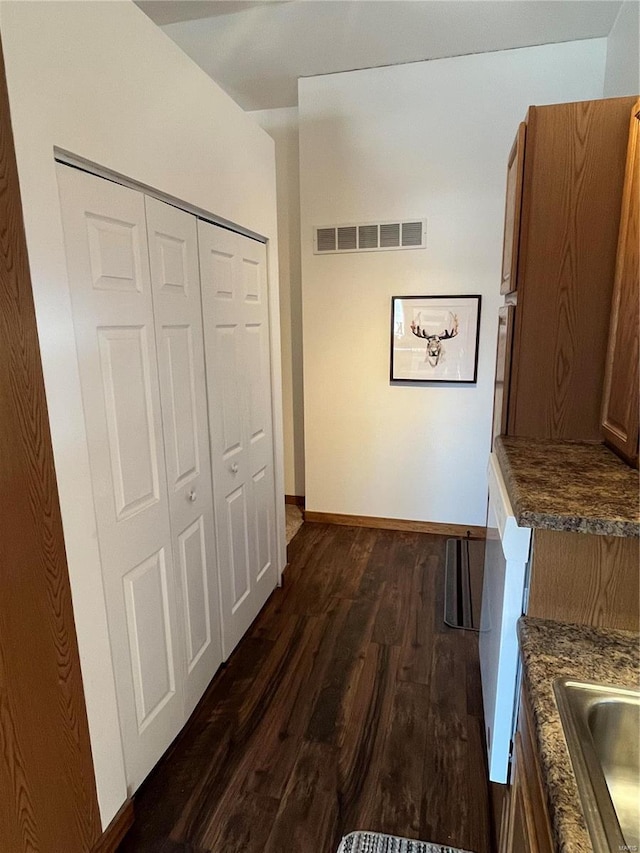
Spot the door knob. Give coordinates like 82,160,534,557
187,489,197,502
230,463,239,474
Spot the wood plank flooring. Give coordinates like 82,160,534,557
118,523,493,853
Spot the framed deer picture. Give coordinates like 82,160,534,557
390,295,481,383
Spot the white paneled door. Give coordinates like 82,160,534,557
57,166,223,792
199,222,278,658
57,166,183,791
145,197,222,718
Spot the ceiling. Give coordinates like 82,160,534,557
136,1,285,25
136,0,623,111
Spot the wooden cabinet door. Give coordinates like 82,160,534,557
505,97,635,441
500,123,527,295
505,735,536,853
601,100,640,468
500,688,555,853
492,304,515,444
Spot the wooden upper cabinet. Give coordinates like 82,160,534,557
601,100,640,468
505,97,637,441
500,123,526,295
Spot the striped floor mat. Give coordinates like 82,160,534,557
337,831,473,853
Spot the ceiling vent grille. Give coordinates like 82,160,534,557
314,219,426,254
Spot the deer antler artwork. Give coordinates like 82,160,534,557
410,313,459,367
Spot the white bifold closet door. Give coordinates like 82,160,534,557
57,165,222,792
198,221,278,658
144,196,222,718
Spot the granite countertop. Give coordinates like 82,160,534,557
494,436,640,537
518,616,640,853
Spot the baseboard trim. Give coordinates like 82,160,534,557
303,511,486,540
92,799,134,853
285,494,305,508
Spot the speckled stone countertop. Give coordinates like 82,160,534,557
518,617,640,853
494,436,639,537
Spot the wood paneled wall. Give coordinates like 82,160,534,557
0,37,101,852
528,529,640,632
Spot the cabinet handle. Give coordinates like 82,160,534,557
187,489,196,502
230,463,239,474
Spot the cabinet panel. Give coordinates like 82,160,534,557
518,690,554,853
528,529,640,632
500,123,526,295
501,689,554,853
492,304,515,445
601,100,640,468
507,97,636,441
506,736,535,853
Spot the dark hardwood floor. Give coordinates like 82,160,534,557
119,523,493,853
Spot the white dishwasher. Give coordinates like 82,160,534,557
479,452,532,784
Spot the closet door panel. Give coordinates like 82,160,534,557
199,222,277,658
123,548,176,729
239,238,275,592
178,517,211,671
216,325,244,456
161,325,199,487
227,485,251,608
56,165,184,793
246,323,268,441
199,224,251,655
252,465,273,582
145,197,223,717
86,209,144,292
98,325,160,517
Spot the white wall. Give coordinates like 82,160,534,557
250,107,305,496
299,39,607,526
604,1,640,96
0,0,283,830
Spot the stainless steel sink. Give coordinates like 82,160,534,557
554,679,640,853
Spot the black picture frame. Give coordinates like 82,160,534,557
390,294,482,383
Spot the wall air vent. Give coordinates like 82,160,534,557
337,226,357,251
380,223,400,248
314,219,426,254
358,224,378,249
316,227,337,252
402,221,424,247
